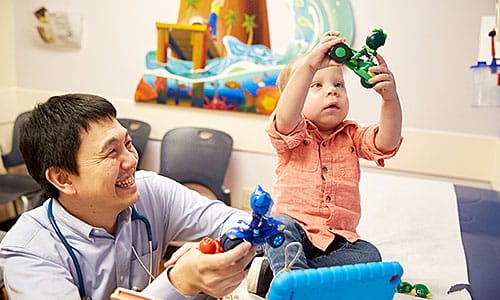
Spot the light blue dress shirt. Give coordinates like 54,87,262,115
0,171,250,300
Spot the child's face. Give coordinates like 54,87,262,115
303,66,349,134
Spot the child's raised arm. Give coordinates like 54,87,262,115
369,54,403,152
274,32,345,135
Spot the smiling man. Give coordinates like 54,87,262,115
0,94,255,300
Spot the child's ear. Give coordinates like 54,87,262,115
45,167,76,195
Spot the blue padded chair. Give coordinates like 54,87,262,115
0,111,42,220
160,127,233,206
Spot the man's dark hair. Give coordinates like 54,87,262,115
20,94,117,199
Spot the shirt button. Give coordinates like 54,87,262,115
303,140,310,145
322,141,327,147
322,167,328,172
120,275,124,281
325,196,331,202
349,146,354,152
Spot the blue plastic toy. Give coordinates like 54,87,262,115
267,261,403,300
221,185,285,251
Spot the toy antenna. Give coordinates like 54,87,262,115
489,29,496,58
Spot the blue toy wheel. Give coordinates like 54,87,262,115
221,234,245,251
267,232,285,248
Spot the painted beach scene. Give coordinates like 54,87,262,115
134,0,354,115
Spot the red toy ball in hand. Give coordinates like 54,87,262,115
199,237,224,254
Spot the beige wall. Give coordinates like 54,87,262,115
0,0,16,174
493,139,500,189
0,0,15,89
2,0,500,198
9,89,500,195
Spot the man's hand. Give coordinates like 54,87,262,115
167,241,256,298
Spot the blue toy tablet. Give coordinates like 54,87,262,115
267,261,403,300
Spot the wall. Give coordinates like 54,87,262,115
0,0,16,174
0,0,15,89
11,0,500,137
12,90,499,208
2,0,500,205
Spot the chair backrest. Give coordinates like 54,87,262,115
117,118,151,169
2,111,32,169
160,127,233,206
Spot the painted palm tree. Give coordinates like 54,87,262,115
224,10,239,36
184,0,199,10
183,0,199,20
242,14,257,45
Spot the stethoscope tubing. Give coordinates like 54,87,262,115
48,198,154,300
48,198,87,298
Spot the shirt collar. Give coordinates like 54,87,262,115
50,198,132,239
304,118,357,139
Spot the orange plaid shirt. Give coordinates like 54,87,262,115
267,116,401,250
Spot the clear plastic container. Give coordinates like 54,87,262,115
470,59,500,106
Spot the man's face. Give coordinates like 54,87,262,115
68,118,140,214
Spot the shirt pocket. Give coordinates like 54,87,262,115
129,242,160,288
333,148,360,180
287,142,319,172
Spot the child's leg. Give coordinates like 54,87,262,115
263,214,312,274
308,239,381,268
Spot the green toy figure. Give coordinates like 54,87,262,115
328,29,387,88
411,284,432,298
397,281,432,298
397,281,413,293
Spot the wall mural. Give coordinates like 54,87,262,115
134,0,355,115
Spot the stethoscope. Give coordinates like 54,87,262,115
47,198,155,300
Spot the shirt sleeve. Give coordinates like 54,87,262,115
0,248,81,299
139,172,252,299
352,123,403,167
266,114,309,153
137,171,251,244
142,267,195,300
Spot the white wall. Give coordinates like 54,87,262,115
3,0,500,200
347,0,500,137
11,0,500,137
0,0,15,89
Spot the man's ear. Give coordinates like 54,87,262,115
45,167,76,196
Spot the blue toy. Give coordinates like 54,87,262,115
220,185,285,251
267,261,403,300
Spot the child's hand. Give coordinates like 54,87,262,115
304,31,345,72
368,54,399,101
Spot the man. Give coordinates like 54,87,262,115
0,94,255,300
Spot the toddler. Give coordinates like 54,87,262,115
263,31,403,276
